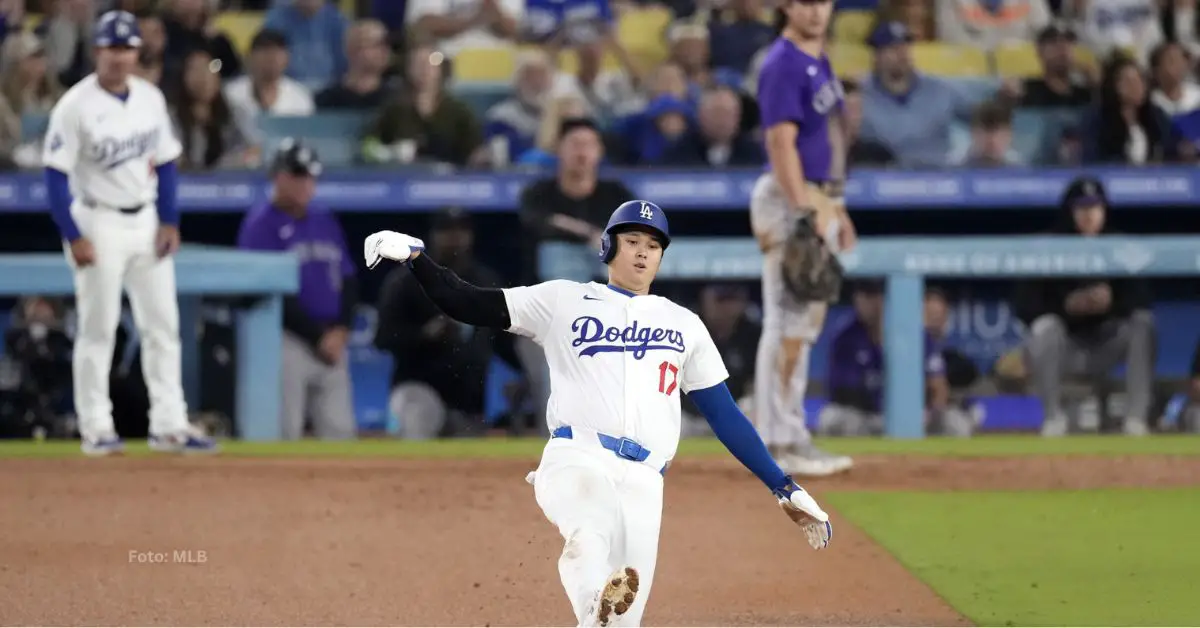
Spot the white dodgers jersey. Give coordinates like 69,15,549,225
43,74,182,208
504,280,730,461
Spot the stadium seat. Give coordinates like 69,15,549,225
828,42,871,79
993,41,1042,78
454,47,518,83
213,12,265,56
259,113,369,167
833,10,874,44
911,42,988,77
617,6,671,64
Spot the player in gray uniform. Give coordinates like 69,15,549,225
751,0,857,475
236,140,358,440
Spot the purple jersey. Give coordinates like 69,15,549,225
828,318,945,413
236,202,355,324
756,37,843,182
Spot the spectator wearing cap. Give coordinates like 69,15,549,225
873,0,936,42
1013,177,1155,437
680,283,762,436
404,0,522,59
316,18,393,110
817,281,971,437
264,0,349,91
160,0,242,81
663,85,761,166
706,0,774,77
38,0,96,87
619,92,693,164
1149,41,1200,116
1011,21,1096,108
952,101,1025,166
1082,55,1173,164
223,29,316,144
236,139,359,441
858,22,991,168
935,0,1051,51
517,117,633,426
483,49,555,166
361,38,482,167
374,207,517,439
667,21,713,91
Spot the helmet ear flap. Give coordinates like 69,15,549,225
598,231,615,263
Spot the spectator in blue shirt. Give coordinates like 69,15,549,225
484,49,555,166
264,0,349,91
858,21,991,168
522,0,613,46
707,0,774,76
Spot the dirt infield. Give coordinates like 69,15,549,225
1,452,1196,626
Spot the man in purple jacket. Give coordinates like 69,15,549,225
236,139,358,440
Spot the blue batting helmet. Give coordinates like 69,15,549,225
598,200,670,264
94,11,143,48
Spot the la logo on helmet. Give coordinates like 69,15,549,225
639,203,653,220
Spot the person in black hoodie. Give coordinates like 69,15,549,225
374,207,521,438
1014,176,1156,437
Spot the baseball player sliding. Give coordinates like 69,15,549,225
366,201,832,627
44,11,216,456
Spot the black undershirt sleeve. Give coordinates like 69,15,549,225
407,254,512,329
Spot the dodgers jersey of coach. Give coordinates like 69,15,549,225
504,279,729,459
44,10,217,457
44,74,180,207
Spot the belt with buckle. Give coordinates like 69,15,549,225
84,199,144,215
551,426,669,475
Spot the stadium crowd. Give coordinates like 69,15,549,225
0,0,1199,442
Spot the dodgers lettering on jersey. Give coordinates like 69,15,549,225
570,316,686,358
43,74,181,207
504,280,728,461
756,38,843,182
237,202,355,323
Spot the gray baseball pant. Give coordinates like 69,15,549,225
1024,311,1155,422
280,331,357,440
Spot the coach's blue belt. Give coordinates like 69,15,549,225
551,426,669,475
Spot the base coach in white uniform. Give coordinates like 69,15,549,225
44,11,217,456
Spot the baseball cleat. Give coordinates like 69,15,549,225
594,566,639,627
785,443,853,477
81,436,125,457
148,428,219,454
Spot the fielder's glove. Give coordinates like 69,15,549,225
364,231,425,269
773,479,832,550
780,217,844,303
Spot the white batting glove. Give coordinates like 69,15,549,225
774,481,832,550
364,231,425,270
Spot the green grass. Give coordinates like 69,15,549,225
827,488,1200,626
1,434,1198,459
